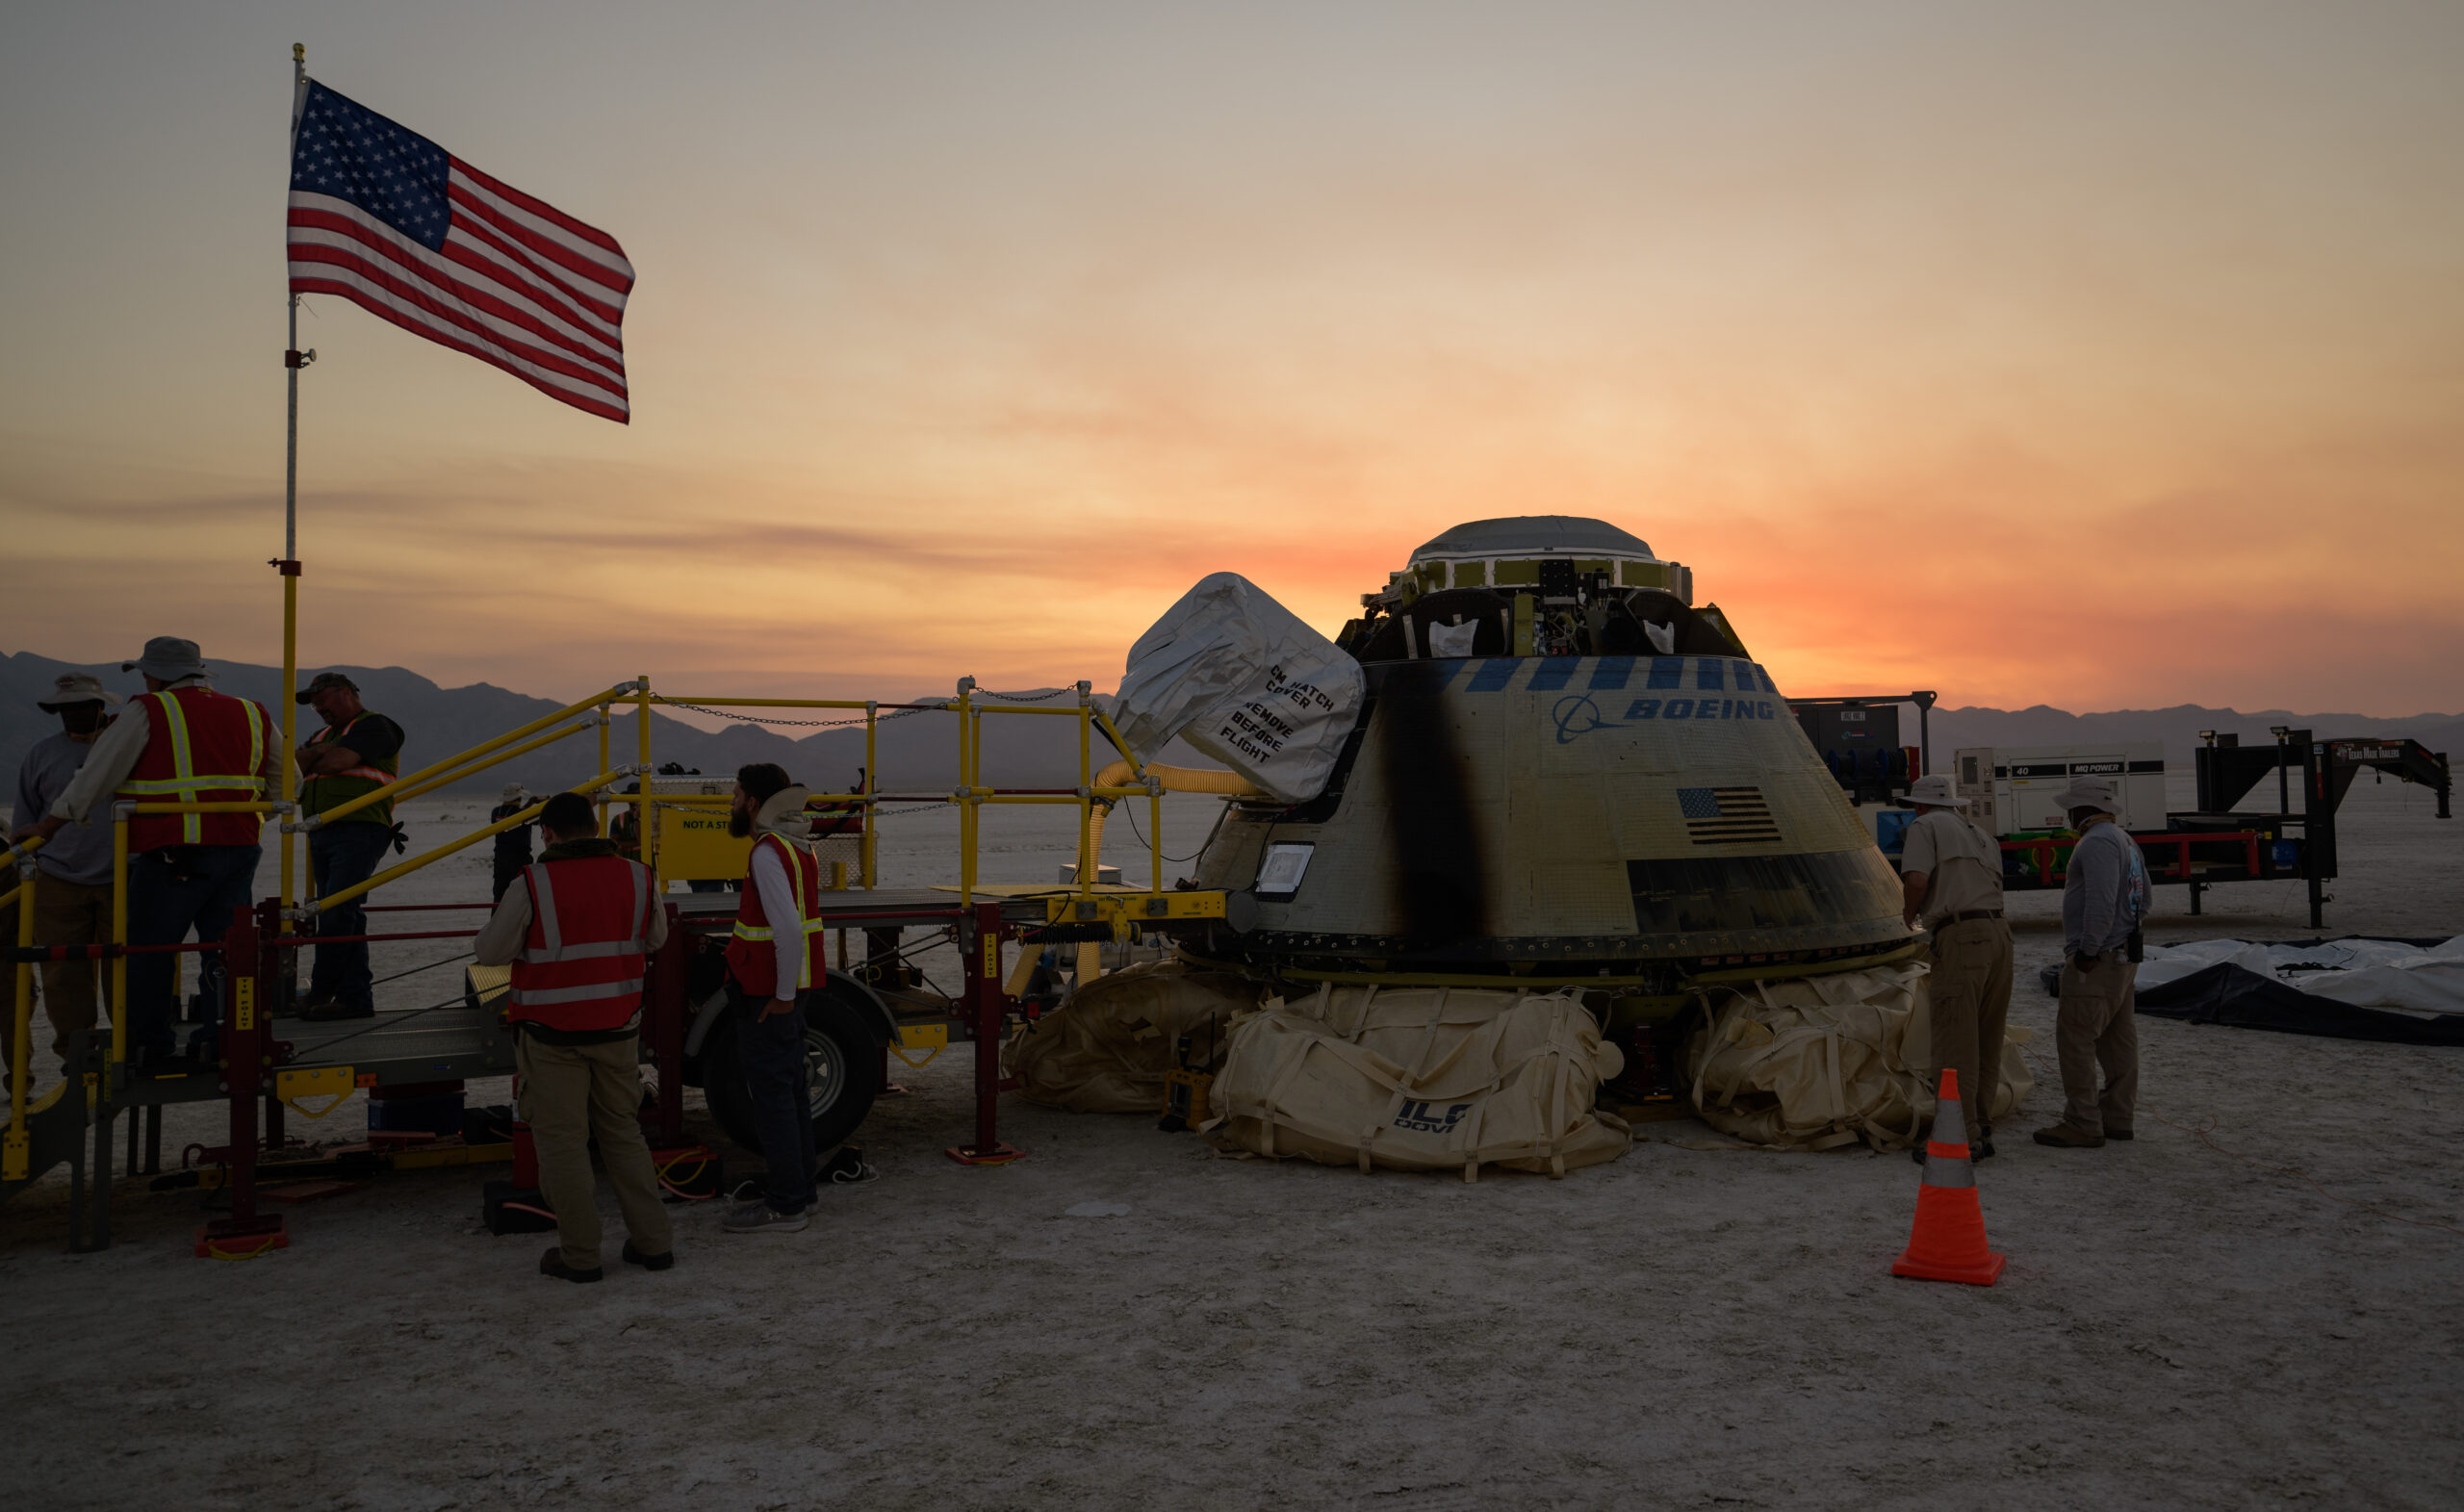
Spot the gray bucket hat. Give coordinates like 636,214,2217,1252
2055,774,2118,814
37,672,122,711
121,636,205,682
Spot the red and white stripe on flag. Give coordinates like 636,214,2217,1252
285,81,633,423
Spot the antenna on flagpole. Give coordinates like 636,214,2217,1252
275,40,309,954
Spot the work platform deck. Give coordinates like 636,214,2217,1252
116,1003,520,1108
79,887,1131,1116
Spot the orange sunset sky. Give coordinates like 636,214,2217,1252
5,3,2460,715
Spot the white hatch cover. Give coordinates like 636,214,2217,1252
1099,573,1367,804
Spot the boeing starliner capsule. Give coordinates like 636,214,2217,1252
1168,517,1917,1000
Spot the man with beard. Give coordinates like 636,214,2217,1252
720,762,828,1235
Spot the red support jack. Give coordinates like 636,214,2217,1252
194,903,289,1260
946,901,1024,1165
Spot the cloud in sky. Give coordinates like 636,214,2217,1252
3,2,2460,714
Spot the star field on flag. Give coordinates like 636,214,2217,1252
286,81,633,423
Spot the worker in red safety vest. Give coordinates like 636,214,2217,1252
719,761,830,1235
474,790,674,1283
29,637,280,1065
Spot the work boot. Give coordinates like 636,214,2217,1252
2033,1123,2106,1149
538,1246,603,1283
622,1241,675,1271
2105,1127,2135,1141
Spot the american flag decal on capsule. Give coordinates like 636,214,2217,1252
1678,786,1781,844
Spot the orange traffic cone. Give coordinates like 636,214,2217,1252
1891,1066,2007,1286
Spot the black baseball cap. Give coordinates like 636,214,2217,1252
295,671,361,704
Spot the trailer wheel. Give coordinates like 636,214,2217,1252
703,995,883,1159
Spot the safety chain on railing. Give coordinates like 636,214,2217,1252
976,686,1074,703
652,700,939,730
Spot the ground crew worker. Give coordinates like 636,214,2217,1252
489,783,535,902
720,761,827,1235
609,782,642,863
295,672,406,1020
25,638,279,1065
473,790,674,1283
2036,775,2151,1150
4,675,122,1073
1898,772,2014,1161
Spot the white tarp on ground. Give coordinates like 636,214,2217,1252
1099,572,1367,805
2139,937,2464,1017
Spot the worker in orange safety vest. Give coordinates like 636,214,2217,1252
718,761,829,1235
473,790,674,1283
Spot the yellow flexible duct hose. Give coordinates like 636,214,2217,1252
1071,760,1259,983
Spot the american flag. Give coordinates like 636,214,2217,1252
286,81,633,423
1678,786,1781,844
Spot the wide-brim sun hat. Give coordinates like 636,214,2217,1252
1904,774,1968,808
121,636,205,682
38,672,123,711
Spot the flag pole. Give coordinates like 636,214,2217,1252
276,42,308,934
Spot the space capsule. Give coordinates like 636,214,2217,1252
1177,516,1917,997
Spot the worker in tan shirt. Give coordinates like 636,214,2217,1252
1898,773,2014,1159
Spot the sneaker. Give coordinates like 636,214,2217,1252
538,1246,603,1283
2033,1123,2106,1149
290,988,343,1014
622,1241,675,1270
722,1201,809,1234
298,998,374,1022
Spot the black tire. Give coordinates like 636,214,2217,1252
704,993,884,1158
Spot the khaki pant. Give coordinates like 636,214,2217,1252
2055,954,2139,1137
1925,916,2013,1137
515,1031,673,1270
1,875,114,1071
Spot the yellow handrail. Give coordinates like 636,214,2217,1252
39,676,1223,1095
111,815,127,1064
362,717,595,812
313,767,637,913
636,676,655,891
6,837,44,1175
302,682,634,830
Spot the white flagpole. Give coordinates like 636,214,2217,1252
277,42,309,935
